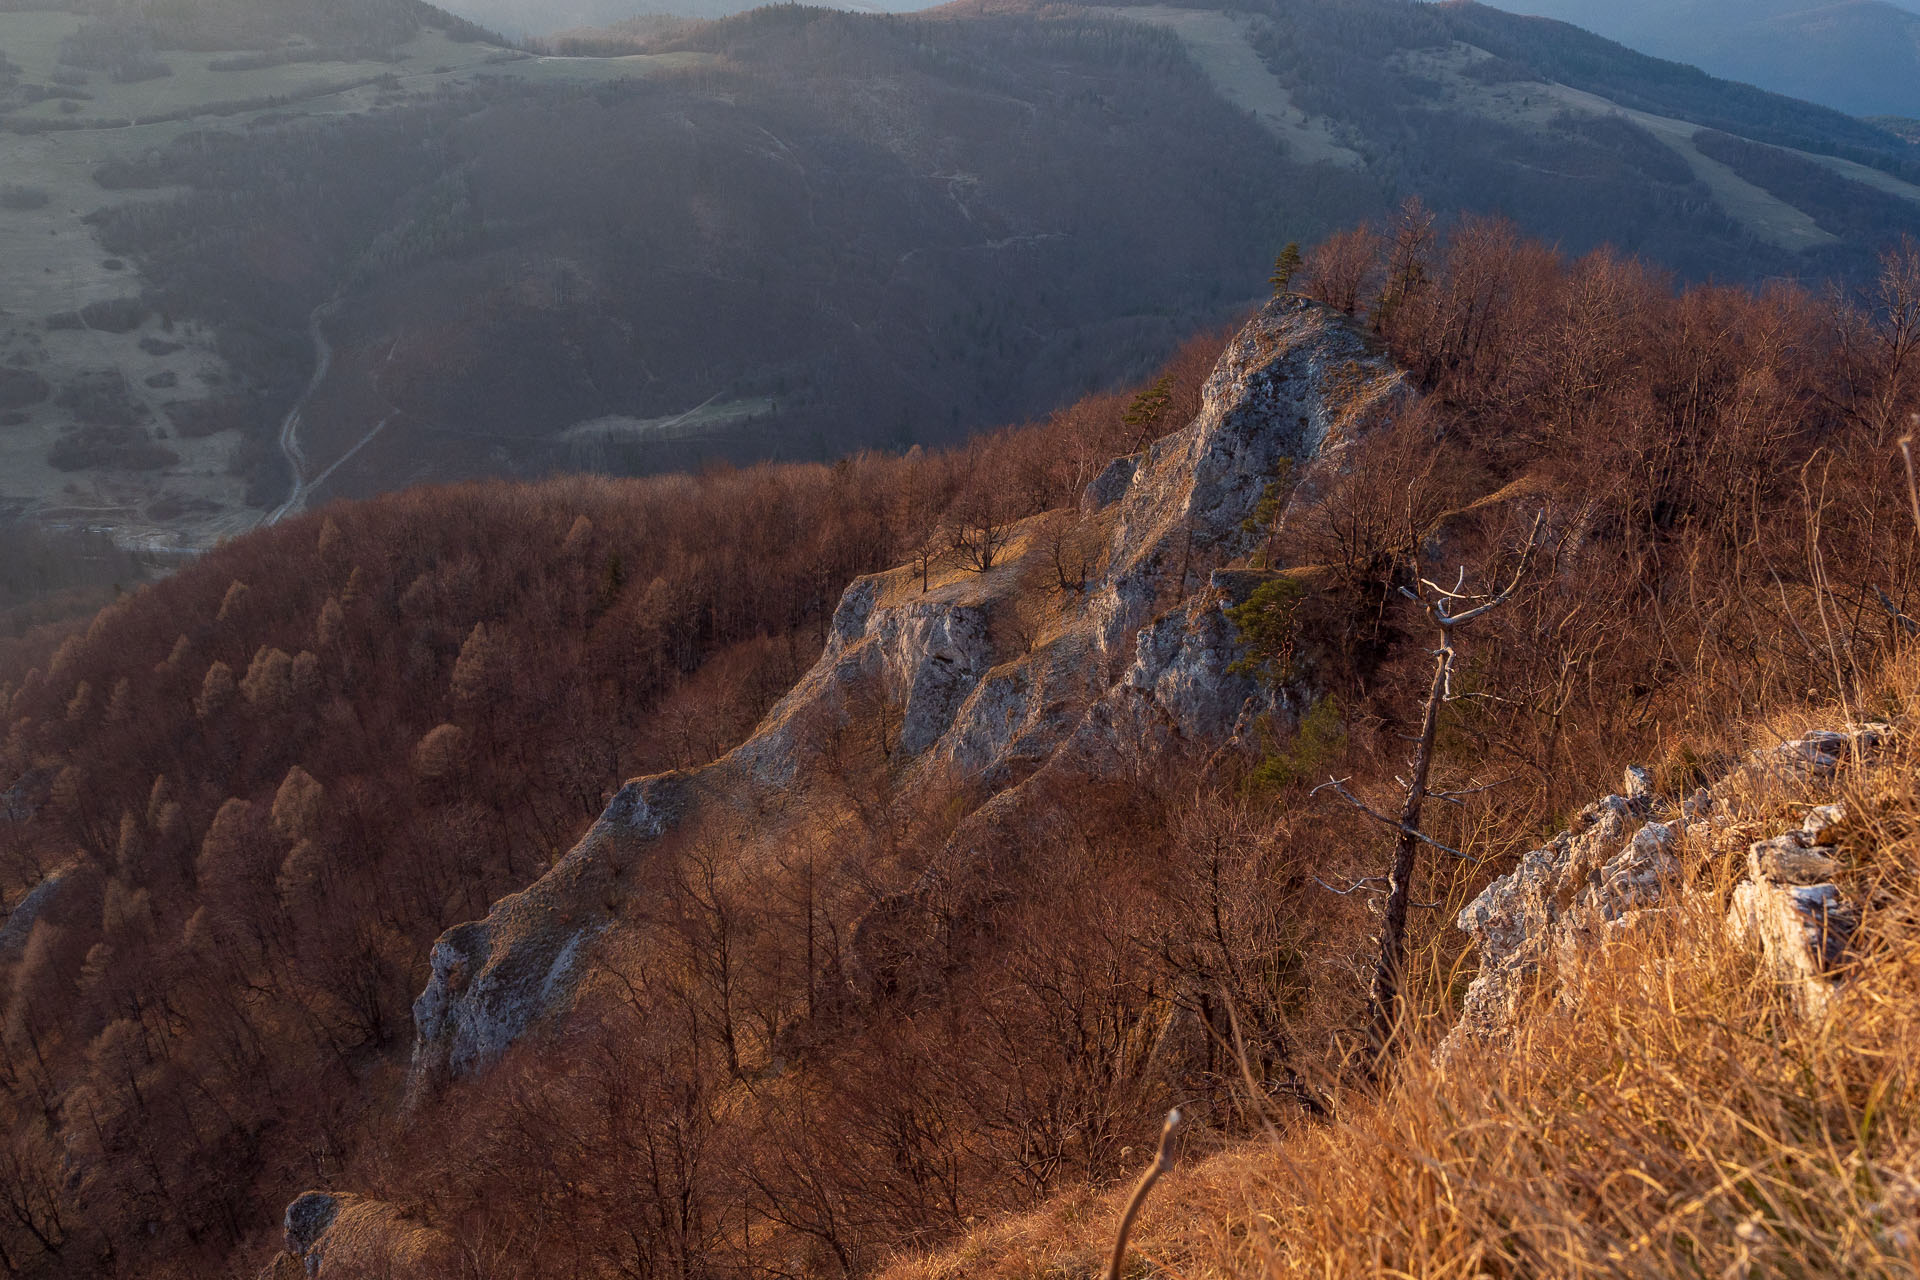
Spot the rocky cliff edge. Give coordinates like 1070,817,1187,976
397,296,1405,1104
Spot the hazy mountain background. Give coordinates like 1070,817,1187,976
442,0,936,38
3,0,1920,577
1490,0,1920,119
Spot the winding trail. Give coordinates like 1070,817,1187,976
264,304,334,526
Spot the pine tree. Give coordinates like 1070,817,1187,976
1269,242,1303,295
1123,374,1174,450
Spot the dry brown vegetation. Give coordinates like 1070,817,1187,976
889,660,1920,1280
0,331,1220,1278
4,212,1920,1280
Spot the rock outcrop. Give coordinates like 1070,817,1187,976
255,1191,460,1279
0,863,79,960
407,770,691,1098
1449,724,1888,1055
1450,785,1675,1046
1727,806,1861,1017
403,296,1406,1097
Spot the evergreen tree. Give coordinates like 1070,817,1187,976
1123,374,1174,450
1269,242,1304,295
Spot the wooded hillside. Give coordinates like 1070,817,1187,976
4,215,1919,1276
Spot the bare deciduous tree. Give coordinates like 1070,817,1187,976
949,485,1011,574
1324,511,1543,1078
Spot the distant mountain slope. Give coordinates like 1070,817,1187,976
442,0,935,40
1489,0,1920,118
0,0,498,47
1,0,1918,557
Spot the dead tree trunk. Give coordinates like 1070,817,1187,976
1364,638,1450,1070
1330,512,1543,1080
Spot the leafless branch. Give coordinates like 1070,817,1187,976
1313,777,1479,863
1424,775,1519,805
1358,509,1542,1081
1400,510,1547,629
1901,427,1920,539
1312,875,1390,896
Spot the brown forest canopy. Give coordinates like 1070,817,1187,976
2,218,1919,1277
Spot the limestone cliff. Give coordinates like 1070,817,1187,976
262,296,1409,1275
1448,723,1888,1057
402,296,1404,1096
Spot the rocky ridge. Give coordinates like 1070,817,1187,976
1449,723,1887,1056
401,296,1406,1097
261,294,1410,1276
248,294,1895,1278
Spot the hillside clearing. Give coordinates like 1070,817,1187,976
1117,7,1365,171
0,12,712,554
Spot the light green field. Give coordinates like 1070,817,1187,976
1396,40,1867,254
1116,7,1365,171
0,14,716,552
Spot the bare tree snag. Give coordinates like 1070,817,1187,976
1338,512,1543,1080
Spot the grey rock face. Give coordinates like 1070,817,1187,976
1727,795,1863,1016
1728,881,1858,1016
1090,297,1404,663
749,297,1385,802
829,576,882,649
1450,726,1887,1056
406,298,1399,1086
1065,570,1289,775
1450,789,1670,1047
1597,821,1679,919
887,604,997,759
1081,453,1141,513
406,772,690,1099
284,1191,340,1257
1763,724,1889,778
0,864,76,960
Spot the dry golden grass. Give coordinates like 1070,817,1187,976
886,667,1920,1280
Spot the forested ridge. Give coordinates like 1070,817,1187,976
4,210,1920,1274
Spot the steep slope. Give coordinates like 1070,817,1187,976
10,216,1920,1278
6,0,1918,564
249,293,1403,1278
403,295,1401,1095
0,328,1221,1279
266,222,1920,1275
885,704,1920,1279
1491,0,1920,119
